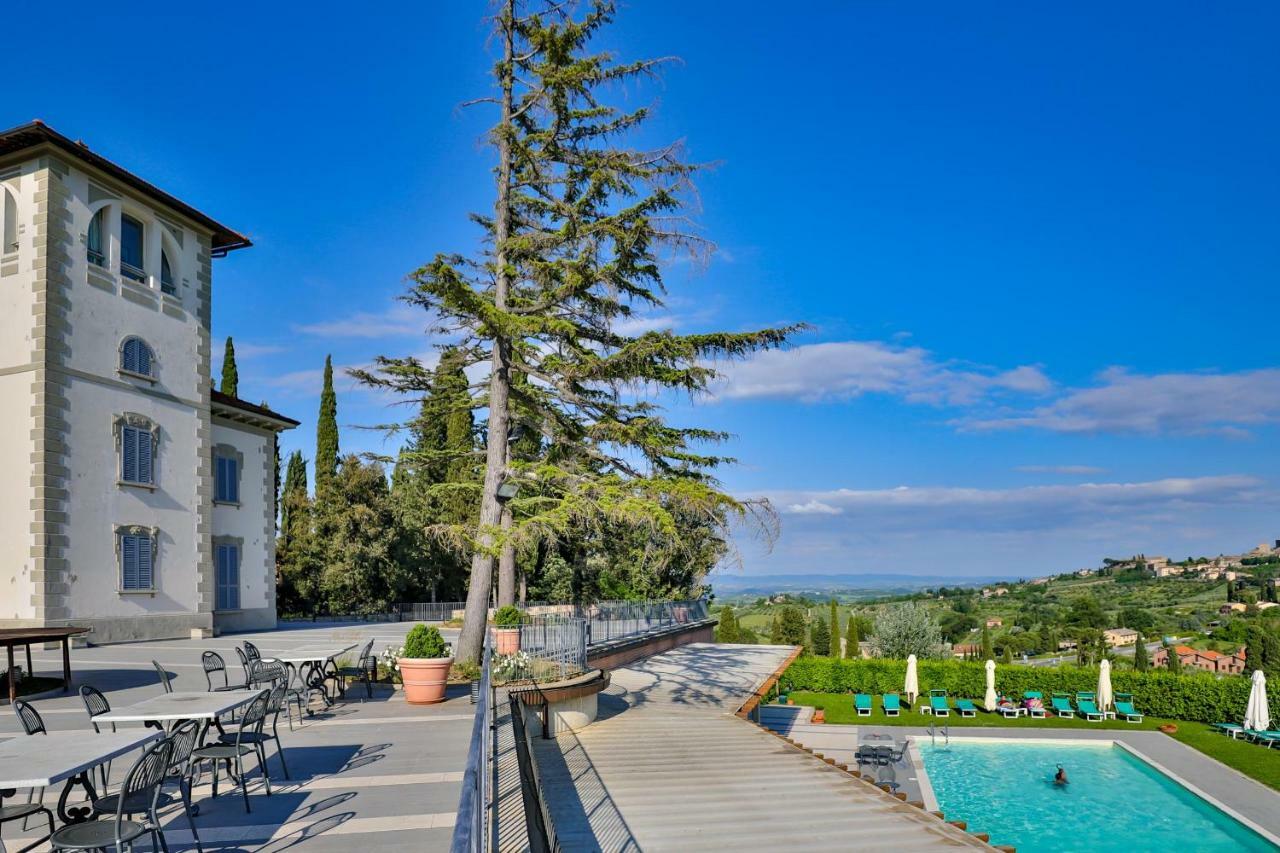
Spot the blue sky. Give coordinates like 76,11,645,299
10,2,1280,578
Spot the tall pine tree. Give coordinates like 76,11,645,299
356,0,798,663
845,613,860,659
276,451,314,614
220,337,239,396
1133,635,1149,671
828,599,840,657
315,355,339,493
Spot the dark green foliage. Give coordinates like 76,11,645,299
1066,595,1108,628
402,624,449,659
312,456,407,615
981,624,994,659
716,606,740,643
493,605,524,628
780,657,1277,724
1134,636,1149,671
828,599,840,656
315,355,339,492
773,606,806,646
845,616,860,659
809,616,831,658
1001,645,1013,664
1120,607,1155,632
275,451,315,615
1166,644,1183,673
219,337,239,396
939,611,978,644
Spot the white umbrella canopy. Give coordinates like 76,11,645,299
1097,659,1113,713
1245,669,1271,732
904,654,919,704
984,659,998,711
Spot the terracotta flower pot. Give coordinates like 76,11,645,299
494,627,521,655
1158,723,1178,734
813,709,826,724
399,656,453,705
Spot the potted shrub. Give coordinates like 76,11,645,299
398,624,453,705
493,605,524,655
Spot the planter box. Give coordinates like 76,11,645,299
494,627,521,655
399,656,453,705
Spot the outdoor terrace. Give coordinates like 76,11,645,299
0,622,469,852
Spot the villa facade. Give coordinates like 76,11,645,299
1153,644,1246,675
0,122,297,643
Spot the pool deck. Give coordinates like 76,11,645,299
0,622,468,852
529,643,993,851
763,715,1280,844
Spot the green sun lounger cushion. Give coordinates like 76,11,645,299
855,693,872,716
1050,696,1075,717
1114,699,1142,722
1212,722,1244,738
955,698,977,717
1077,699,1104,721
882,694,901,716
928,694,950,716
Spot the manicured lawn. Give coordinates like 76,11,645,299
786,691,1280,790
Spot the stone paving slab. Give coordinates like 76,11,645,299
0,623,470,852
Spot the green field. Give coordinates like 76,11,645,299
786,691,1280,790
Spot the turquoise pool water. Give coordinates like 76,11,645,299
918,740,1276,852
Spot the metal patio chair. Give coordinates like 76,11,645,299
336,639,378,699
50,736,174,853
191,689,272,813
151,660,173,694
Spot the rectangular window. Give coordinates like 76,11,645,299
87,209,106,267
120,214,145,282
120,426,153,484
121,533,154,590
215,455,239,503
216,544,240,610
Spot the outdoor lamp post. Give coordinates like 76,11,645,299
496,476,520,503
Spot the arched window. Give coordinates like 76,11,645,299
2,188,16,255
120,213,145,282
87,208,106,267
120,336,154,377
160,248,176,295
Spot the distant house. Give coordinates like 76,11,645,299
1220,602,1248,615
1057,639,1078,651
1155,565,1185,578
1153,645,1246,675
1103,628,1139,647
992,587,1008,596
1075,569,1094,577
985,617,1003,628
1029,577,1051,585
1147,556,1170,570
952,643,982,659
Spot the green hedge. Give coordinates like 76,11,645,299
780,657,1277,724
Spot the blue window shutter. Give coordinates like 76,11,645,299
122,427,137,482
138,343,151,376
122,340,137,373
138,535,153,589
122,535,138,589
215,457,225,501
230,547,240,609
138,431,152,484
228,459,239,503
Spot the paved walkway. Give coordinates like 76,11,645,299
531,644,990,851
1,622,469,852
763,714,1280,843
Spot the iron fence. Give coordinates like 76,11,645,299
395,601,553,622
579,599,710,646
450,630,493,853
494,615,588,684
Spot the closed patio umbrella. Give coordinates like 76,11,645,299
1097,659,1113,714
1245,669,1271,733
984,659,998,712
904,654,919,704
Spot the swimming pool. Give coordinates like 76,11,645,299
918,739,1276,852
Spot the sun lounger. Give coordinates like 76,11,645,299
955,698,977,717
1024,691,1047,719
1246,730,1280,745
1050,693,1075,718
1076,699,1104,722
1114,693,1142,723
997,703,1025,719
923,689,950,717
882,693,901,717
855,693,872,717
1212,722,1244,738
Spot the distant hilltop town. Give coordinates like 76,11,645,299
1025,539,1280,586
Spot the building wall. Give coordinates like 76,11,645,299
211,420,278,634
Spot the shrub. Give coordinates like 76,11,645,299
494,605,524,628
401,624,449,659
780,656,1276,723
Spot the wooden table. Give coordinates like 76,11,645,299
0,627,90,704
0,730,162,826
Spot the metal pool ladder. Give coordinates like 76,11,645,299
927,720,950,747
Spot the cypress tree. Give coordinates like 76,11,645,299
981,624,994,659
828,599,840,656
219,336,239,396
354,0,798,664
809,616,830,658
715,606,740,644
1001,645,1013,664
1166,644,1182,674
276,451,314,614
1133,636,1149,671
315,355,339,492
845,614,860,659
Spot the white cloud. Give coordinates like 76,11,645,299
1015,465,1106,475
784,499,842,515
965,368,1280,436
294,304,424,339
713,340,1052,406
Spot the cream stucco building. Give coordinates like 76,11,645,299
0,122,297,643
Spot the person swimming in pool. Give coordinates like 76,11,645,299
1054,764,1068,786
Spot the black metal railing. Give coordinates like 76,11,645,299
509,690,559,852
580,599,710,645
494,616,588,684
450,631,493,853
